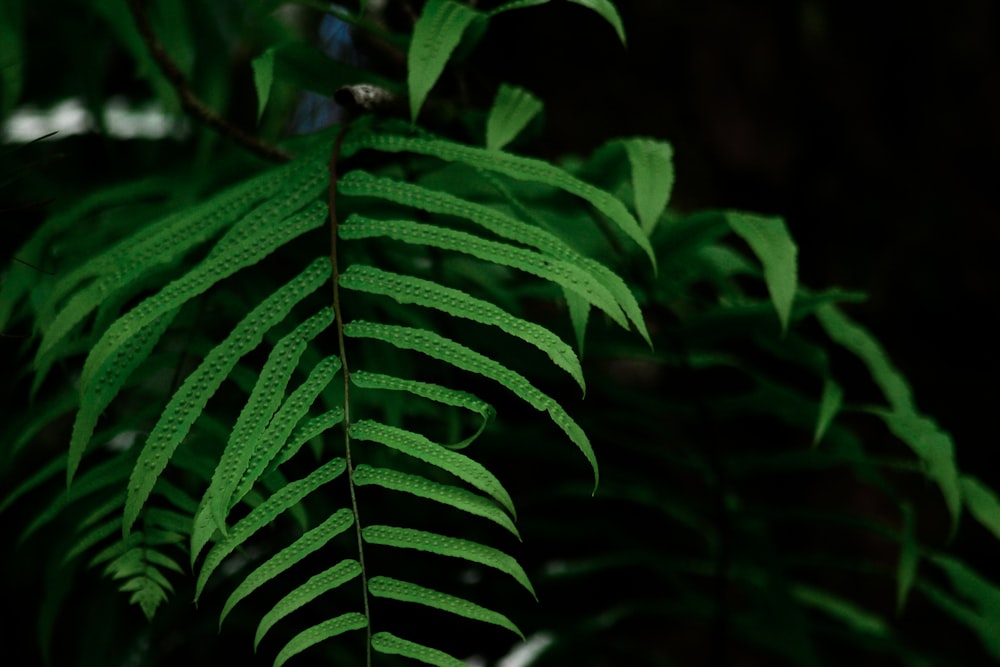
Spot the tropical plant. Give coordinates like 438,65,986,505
2,1,999,666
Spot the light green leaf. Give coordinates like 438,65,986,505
349,420,514,517
408,0,483,122
363,525,536,598
251,47,276,122
353,464,519,538
220,508,354,624
369,576,523,639
350,371,496,448
875,409,961,534
194,457,346,599
255,559,362,649
372,632,467,667
486,83,543,150
815,304,914,413
566,0,626,45
341,265,585,393
728,212,798,334
812,378,843,446
961,475,1000,542
274,613,368,667
345,322,598,488
124,258,332,536
565,288,590,357
623,138,674,234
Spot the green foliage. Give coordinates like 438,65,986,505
2,1,999,666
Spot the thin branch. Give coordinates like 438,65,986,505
125,0,292,163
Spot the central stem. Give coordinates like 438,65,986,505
328,122,372,665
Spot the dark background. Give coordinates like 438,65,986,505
478,0,999,479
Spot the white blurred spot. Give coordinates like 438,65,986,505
497,632,555,667
2,97,188,143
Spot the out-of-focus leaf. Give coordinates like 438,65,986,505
486,84,543,151
251,47,276,122
728,212,798,334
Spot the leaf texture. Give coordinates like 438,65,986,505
372,632,467,667
124,258,332,536
353,464,519,538
350,371,496,448
340,214,627,328
255,559,363,649
408,0,482,122
194,457,346,598
275,612,368,667
341,265,585,392
369,576,524,639
220,508,355,624
363,525,535,597
342,130,656,268
349,420,515,517
622,137,674,234
346,322,598,487
208,310,335,534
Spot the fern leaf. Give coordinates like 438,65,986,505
369,576,524,639
339,170,648,342
728,212,798,334
371,632,467,667
194,457,347,600
340,215,627,328
208,310,335,534
349,420,515,517
220,508,355,625
231,356,343,509
812,378,843,446
362,525,535,598
341,265,585,392
346,322,598,488
622,137,674,234
342,130,656,268
408,0,483,122
486,83,543,151
124,257,331,536
897,503,918,612
255,559,362,650
353,464,519,538
66,309,179,484
274,612,369,667
82,200,328,398
961,475,1000,542
269,408,346,472
36,150,325,367
564,288,590,356
350,371,495,448
565,0,626,45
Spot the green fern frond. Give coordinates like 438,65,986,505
275,612,369,667
345,322,598,486
349,420,515,517
255,559,363,650
342,128,656,268
207,309,336,534
340,215,627,328
123,258,331,535
369,576,524,639
269,408,346,472
350,370,496,448
341,265,585,392
363,525,535,598
371,632,467,667
220,508,356,625
194,457,346,599
353,464,520,538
